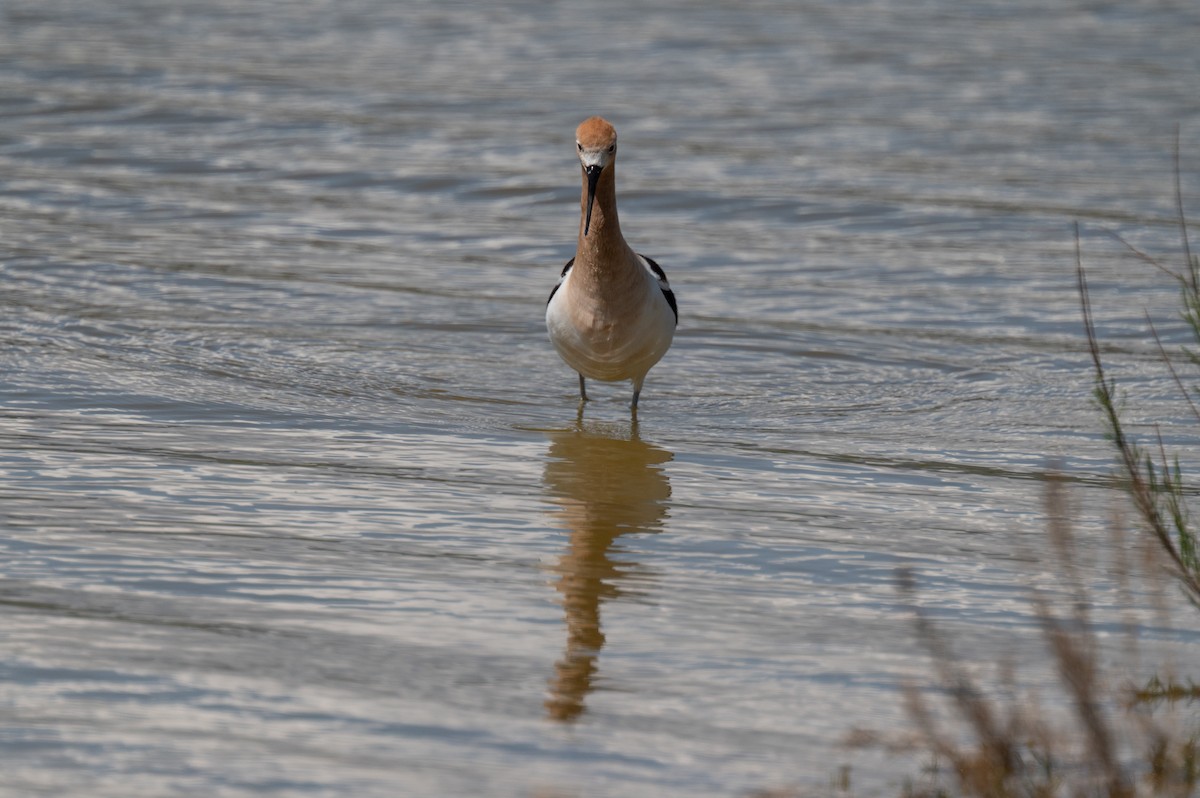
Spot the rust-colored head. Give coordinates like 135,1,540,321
575,116,617,153
575,117,618,236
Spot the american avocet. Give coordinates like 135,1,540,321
546,117,678,410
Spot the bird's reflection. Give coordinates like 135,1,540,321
541,418,673,723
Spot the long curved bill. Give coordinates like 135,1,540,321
584,164,602,236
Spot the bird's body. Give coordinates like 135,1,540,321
546,117,677,409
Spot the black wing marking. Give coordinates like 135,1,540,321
546,257,575,305
640,254,678,325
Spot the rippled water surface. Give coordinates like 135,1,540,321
4,1,1200,795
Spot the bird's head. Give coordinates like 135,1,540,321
575,117,617,236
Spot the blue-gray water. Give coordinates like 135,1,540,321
3,1,1200,795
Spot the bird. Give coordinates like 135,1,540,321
546,116,678,410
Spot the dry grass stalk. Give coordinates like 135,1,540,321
894,148,1200,798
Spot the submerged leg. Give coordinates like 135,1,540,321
578,373,588,402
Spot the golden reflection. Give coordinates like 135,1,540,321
541,418,673,723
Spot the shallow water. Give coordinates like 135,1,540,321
3,0,1200,795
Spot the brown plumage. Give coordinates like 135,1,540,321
546,117,677,410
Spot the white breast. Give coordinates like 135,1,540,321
546,258,675,384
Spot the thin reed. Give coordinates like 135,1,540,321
894,138,1200,798
752,142,1200,798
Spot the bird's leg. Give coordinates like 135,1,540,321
578,373,589,402
630,375,644,410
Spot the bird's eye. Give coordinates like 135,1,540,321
576,143,583,152
607,145,615,153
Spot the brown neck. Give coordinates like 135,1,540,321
578,163,643,278
577,164,626,259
